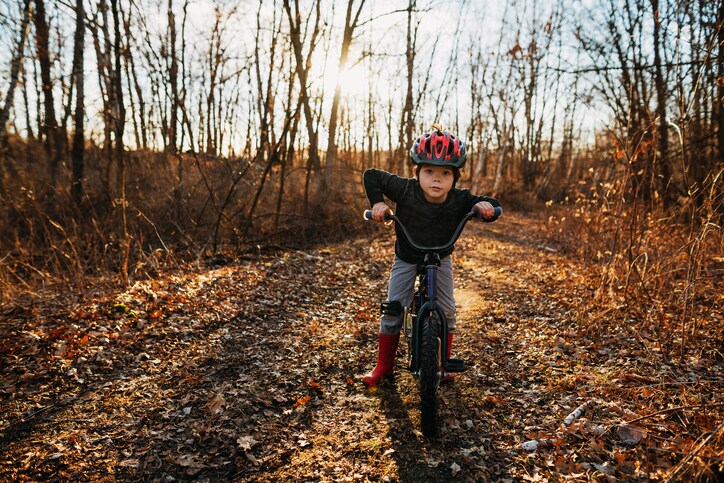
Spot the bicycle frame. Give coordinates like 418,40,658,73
407,250,462,375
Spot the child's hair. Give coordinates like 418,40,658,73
430,122,445,133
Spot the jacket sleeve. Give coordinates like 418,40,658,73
363,169,409,206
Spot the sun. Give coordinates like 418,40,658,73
325,64,369,102
338,65,369,99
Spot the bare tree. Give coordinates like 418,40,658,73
0,0,33,145
515,0,560,191
70,0,85,207
167,0,179,154
471,0,521,198
283,0,323,211
0,0,33,195
325,0,366,185
651,0,670,197
398,0,416,173
123,3,148,150
718,0,724,163
33,0,65,192
89,0,117,195
201,4,238,156
247,0,283,226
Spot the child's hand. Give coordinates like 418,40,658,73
371,202,393,224
473,201,496,220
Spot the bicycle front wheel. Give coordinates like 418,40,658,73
419,313,440,437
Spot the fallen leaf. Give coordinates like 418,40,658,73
592,461,615,476
176,454,197,467
206,394,226,415
149,308,163,319
245,451,261,466
617,424,645,445
237,436,258,451
294,395,311,407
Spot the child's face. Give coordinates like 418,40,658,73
417,164,455,203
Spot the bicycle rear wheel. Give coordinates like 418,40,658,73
419,313,440,437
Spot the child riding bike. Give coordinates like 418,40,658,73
362,124,501,387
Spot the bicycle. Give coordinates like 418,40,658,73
364,205,502,437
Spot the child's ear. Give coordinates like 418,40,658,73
412,165,418,177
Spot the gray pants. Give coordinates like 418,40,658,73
380,255,456,335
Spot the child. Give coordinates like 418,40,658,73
362,125,500,387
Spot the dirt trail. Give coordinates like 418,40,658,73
1,212,721,481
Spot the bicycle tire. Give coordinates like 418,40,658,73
419,312,440,437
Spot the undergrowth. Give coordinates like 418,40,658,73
0,140,370,304
543,169,723,362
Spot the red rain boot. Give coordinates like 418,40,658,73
362,333,400,387
441,332,456,383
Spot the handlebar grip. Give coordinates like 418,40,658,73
364,209,394,221
472,205,503,219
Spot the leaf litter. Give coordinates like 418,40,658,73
1,212,722,481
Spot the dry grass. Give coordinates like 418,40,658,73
0,139,368,305
541,171,723,361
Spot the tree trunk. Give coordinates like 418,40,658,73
652,0,670,199
326,0,365,185
718,0,724,164
253,0,273,184
167,0,182,224
91,0,115,197
204,6,225,156
34,0,64,192
398,0,415,174
0,0,33,196
492,124,512,198
283,0,322,212
168,0,178,154
122,9,147,150
110,0,128,283
174,0,190,226
0,0,33,144
71,0,85,207
522,45,536,191
22,66,35,141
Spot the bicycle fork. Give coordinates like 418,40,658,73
408,263,466,375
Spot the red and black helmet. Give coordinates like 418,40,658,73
409,129,467,169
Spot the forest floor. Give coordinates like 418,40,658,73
1,211,722,482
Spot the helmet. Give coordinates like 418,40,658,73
409,130,467,169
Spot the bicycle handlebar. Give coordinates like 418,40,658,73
363,205,502,253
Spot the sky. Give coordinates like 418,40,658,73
0,0,678,154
